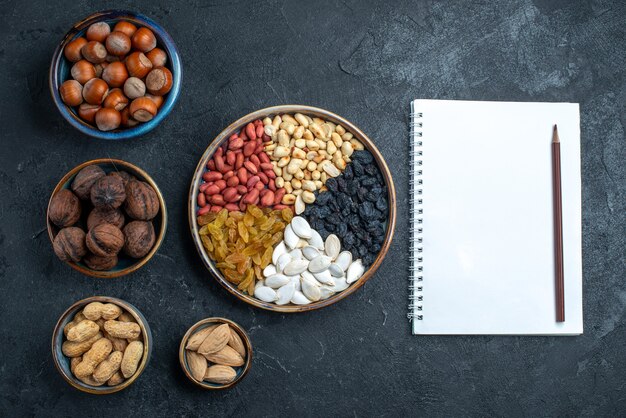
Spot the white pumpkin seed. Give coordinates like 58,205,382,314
272,242,287,265
296,238,309,248
291,290,311,305
288,248,303,260
308,255,331,273
283,259,309,276
276,253,292,273
335,251,352,271
290,275,301,291
283,225,299,249
255,286,277,302
265,274,290,289
302,246,320,260
329,263,345,277
330,277,349,292
313,269,335,285
255,279,265,290
301,275,321,302
347,259,365,284
308,229,324,250
324,234,341,260
275,283,296,305
291,216,312,239
295,194,305,215
319,286,335,300
263,264,277,277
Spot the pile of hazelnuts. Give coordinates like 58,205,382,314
59,20,173,131
49,164,161,271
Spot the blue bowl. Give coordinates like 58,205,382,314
49,10,182,140
52,296,153,394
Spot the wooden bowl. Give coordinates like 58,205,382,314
49,10,182,140
188,105,397,312
47,159,167,278
51,296,153,394
179,318,252,390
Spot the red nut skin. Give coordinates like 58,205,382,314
246,176,260,188
254,182,265,191
243,141,256,157
198,206,211,215
245,123,256,140
210,194,225,206
273,188,286,205
209,205,222,213
214,180,226,191
204,185,220,195
226,176,239,187
255,125,264,139
260,191,274,207
249,154,260,167
222,188,238,202
260,163,273,170
244,161,257,174
197,193,206,207
203,171,222,182
268,179,276,191
214,155,225,172
236,185,247,195
224,203,239,211
255,144,264,154
242,188,260,204
258,172,268,184
229,138,244,150
207,160,215,170
226,151,236,166
253,119,262,126
199,183,211,193
258,152,270,164
237,168,248,184
273,204,289,210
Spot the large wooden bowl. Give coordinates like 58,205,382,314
188,105,396,312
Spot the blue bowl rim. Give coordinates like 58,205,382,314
49,10,182,140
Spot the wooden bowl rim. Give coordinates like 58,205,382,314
188,105,397,312
51,296,152,394
179,317,253,390
47,158,168,278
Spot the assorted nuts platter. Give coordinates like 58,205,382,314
190,106,396,312
47,13,395,393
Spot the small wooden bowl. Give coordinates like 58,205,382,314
51,296,153,394
179,318,253,390
188,105,397,312
47,158,167,278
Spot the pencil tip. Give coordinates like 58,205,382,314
552,124,560,143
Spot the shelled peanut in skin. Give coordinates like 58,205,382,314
197,119,291,216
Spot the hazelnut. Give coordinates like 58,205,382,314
145,67,173,96
82,78,109,105
129,97,157,122
145,48,167,67
86,22,111,43
53,227,87,263
94,62,108,78
83,253,118,271
49,189,81,228
131,27,157,52
87,207,125,230
71,165,106,200
102,61,128,88
125,52,152,78
105,31,131,56
103,88,129,111
120,107,139,128
64,37,88,62
91,175,126,209
108,171,135,186
123,77,146,100
125,180,159,220
113,21,137,38
81,41,107,64
123,221,155,258
59,80,83,107
86,223,124,257
71,60,96,84
95,108,122,131
145,94,163,109
78,103,101,123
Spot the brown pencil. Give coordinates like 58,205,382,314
552,125,565,322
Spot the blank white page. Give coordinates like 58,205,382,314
411,99,583,335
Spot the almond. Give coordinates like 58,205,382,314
186,350,207,381
197,324,230,355
204,365,237,384
185,325,217,351
203,345,244,367
227,328,246,358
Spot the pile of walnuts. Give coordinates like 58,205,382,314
49,164,160,270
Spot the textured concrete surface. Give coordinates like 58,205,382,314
1,0,625,416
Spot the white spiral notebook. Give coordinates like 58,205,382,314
409,99,583,335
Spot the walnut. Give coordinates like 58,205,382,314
53,227,87,263
86,223,125,257
108,171,135,187
123,221,155,258
125,180,159,220
83,253,118,271
71,165,106,200
87,207,125,230
49,189,82,228
91,175,126,209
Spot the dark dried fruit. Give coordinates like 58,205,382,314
49,189,82,228
71,165,106,200
125,180,159,220
123,221,155,258
53,227,87,263
91,175,126,209
83,253,118,271
86,223,125,257
108,170,134,186
87,207,125,230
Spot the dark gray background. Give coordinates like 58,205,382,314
1,0,625,416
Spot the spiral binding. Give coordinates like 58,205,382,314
408,107,423,321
